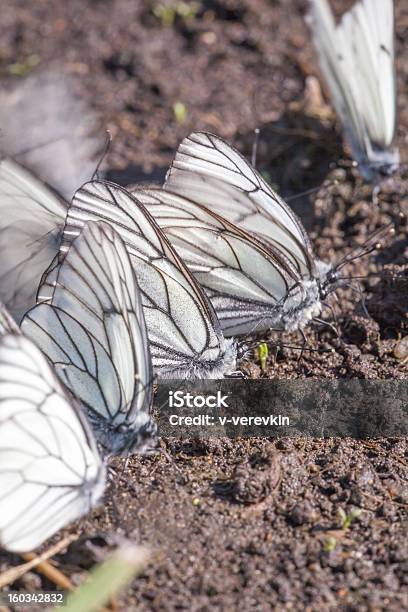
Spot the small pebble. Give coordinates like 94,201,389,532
393,336,408,361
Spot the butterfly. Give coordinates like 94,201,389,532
0,72,104,323
128,131,336,338
0,327,106,552
135,186,331,338
307,0,399,182
0,157,67,323
37,180,237,379
21,220,157,456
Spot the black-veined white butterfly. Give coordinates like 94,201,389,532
137,187,331,338
142,132,337,337
0,328,106,552
307,0,399,182
38,181,237,379
22,220,157,456
0,157,67,323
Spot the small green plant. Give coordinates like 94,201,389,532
323,535,337,552
7,54,40,77
173,101,188,124
257,343,269,371
153,2,200,27
176,1,200,20
338,507,362,530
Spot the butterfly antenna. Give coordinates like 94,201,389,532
251,127,260,168
91,129,112,180
285,178,338,203
332,222,396,275
335,271,387,282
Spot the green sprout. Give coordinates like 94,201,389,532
257,343,269,371
7,54,40,77
153,2,200,27
173,101,188,124
338,507,362,530
176,1,200,19
59,544,149,612
323,536,337,552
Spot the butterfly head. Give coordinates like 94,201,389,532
318,264,341,301
357,147,400,183
94,413,157,457
114,417,158,456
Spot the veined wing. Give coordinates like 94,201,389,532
164,131,315,276
138,188,321,337
308,0,398,179
0,158,67,322
39,181,236,379
22,221,155,456
0,333,105,552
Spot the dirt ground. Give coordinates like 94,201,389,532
1,0,408,610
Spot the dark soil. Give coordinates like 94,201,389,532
1,0,408,610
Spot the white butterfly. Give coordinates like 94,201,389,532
38,181,237,379
22,220,157,456
136,186,329,338
148,132,336,337
307,0,399,182
0,330,106,552
0,157,67,323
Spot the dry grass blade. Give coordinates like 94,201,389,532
0,534,78,589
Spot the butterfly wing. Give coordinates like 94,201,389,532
307,0,398,179
138,188,322,337
163,131,316,277
0,158,67,322
38,181,236,379
0,333,105,552
22,221,155,455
